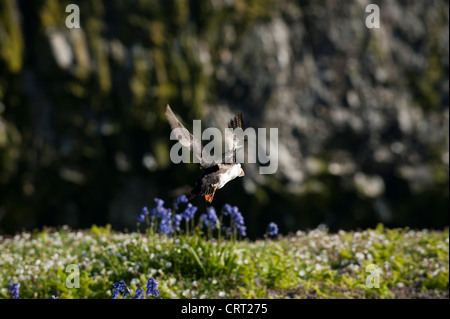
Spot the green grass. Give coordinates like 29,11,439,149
0,224,448,299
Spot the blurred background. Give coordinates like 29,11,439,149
0,0,448,238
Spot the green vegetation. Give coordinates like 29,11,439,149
1,225,448,299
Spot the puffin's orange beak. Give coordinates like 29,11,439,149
240,168,245,177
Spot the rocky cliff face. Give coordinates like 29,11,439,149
0,0,448,236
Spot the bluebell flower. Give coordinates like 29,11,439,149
153,199,169,226
201,214,208,227
268,222,279,236
154,198,164,209
159,220,173,235
134,287,145,299
112,280,129,299
182,203,198,221
146,278,160,298
225,205,246,236
137,213,146,223
156,206,168,218
173,214,183,231
138,206,152,224
173,195,188,211
202,207,218,229
51,295,58,299
9,281,19,299
159,208,174,235
223,204,232,215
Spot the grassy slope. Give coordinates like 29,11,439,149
0,225,448,299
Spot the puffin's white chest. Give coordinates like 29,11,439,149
214,165,242,189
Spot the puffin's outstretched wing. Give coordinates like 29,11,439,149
165,104,215,168
223,112,246,164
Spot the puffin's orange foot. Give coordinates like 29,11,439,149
204,194,214,203
204,187,218,203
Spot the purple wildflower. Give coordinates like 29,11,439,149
267,222,279,236
154,198,164,209
182,203,198,221
137,213,146,223
173,195,188,211
112,280,129,299
146,278,160,298
173,214,183,231
202,207,218,229
9,281,19,299
223,204,232,215
158,208,174,235
224,204,246,236
134,287,145,299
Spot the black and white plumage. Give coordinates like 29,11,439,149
165,104,246,203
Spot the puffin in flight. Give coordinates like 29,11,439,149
165,104,246,203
